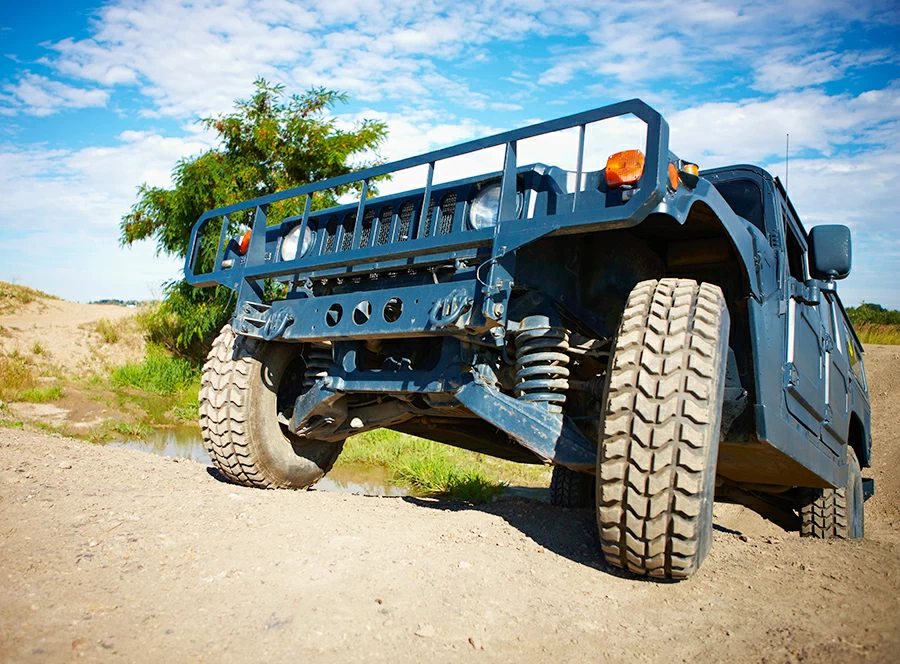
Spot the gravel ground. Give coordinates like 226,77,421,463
1,346,899,663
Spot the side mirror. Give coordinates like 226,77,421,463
808,225,851,280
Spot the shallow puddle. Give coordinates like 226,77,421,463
109,426,408,496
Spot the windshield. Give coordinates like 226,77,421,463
712,179,765,234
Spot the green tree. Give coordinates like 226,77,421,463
121,79,388,357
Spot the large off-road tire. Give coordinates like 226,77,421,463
799,447,864,539
597,279,729,580
199,324,344,489
550,466,595,508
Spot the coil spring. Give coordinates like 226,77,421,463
304,345,333,388
514,316,570,412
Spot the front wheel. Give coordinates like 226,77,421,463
597,279,730,580
199,324,344,489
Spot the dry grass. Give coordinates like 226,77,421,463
856,324,900,346
0,354,35,401
0,281,57,314
94,318,126,344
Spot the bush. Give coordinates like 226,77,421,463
846,303,900,326
111,345,198,395
135,293,227,363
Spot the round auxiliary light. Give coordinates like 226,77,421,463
280,224,313,262
468,183,523,230
469,182,502,230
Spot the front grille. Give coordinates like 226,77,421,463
359,209,375,249
438,192,456,235
310,186,479,261
398,202,414,241
377,206,392,245
423,197,435,238
324,216,338,254
340,213,356,252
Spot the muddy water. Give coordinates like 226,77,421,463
109,426,408,496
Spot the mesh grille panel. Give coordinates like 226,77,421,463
324,216,338,254
438,192,456,235
377,206,392,245
340,213,356,252
359,209,375,249
398,202,414,241
423,197,435,238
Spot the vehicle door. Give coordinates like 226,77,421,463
780,199,827,438
820,291,850,452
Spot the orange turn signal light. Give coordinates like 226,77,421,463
238,229,252,255
682,162,699,177
668,163,680,190
606,149,645,188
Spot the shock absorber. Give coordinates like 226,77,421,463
514,315,570,413
303,343,333,388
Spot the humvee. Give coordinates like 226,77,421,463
186,100,872,579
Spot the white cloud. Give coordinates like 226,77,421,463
752,49,896,92
1,0,898,306
0,73,109,116
667,86,900,165
535,0,897,92
0,0,891,124
0,130,214,300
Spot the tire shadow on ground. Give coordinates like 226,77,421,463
400,495,661,581
204,466,754,579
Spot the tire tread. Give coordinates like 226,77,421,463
597,278,728,580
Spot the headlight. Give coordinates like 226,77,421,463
468,183,502,230
468,182,523,230
280,224,313,261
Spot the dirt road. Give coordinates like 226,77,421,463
2,347,899,663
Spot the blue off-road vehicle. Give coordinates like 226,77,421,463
187,101,871,579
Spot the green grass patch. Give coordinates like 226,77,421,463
78,419,154,444
394,455,506,503
111,345,198,395
339,429,509,503
17,385,63,403
33,421,62,434
170,379,201,422
0,419,24,429
109,420,153,438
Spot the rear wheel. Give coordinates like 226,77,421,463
550,466,595,508
199,324,344,489
597,279,730,580
800,447,864,539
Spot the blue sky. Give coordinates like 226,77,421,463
1,0,898,305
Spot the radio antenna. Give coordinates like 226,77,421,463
785,133,789,192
